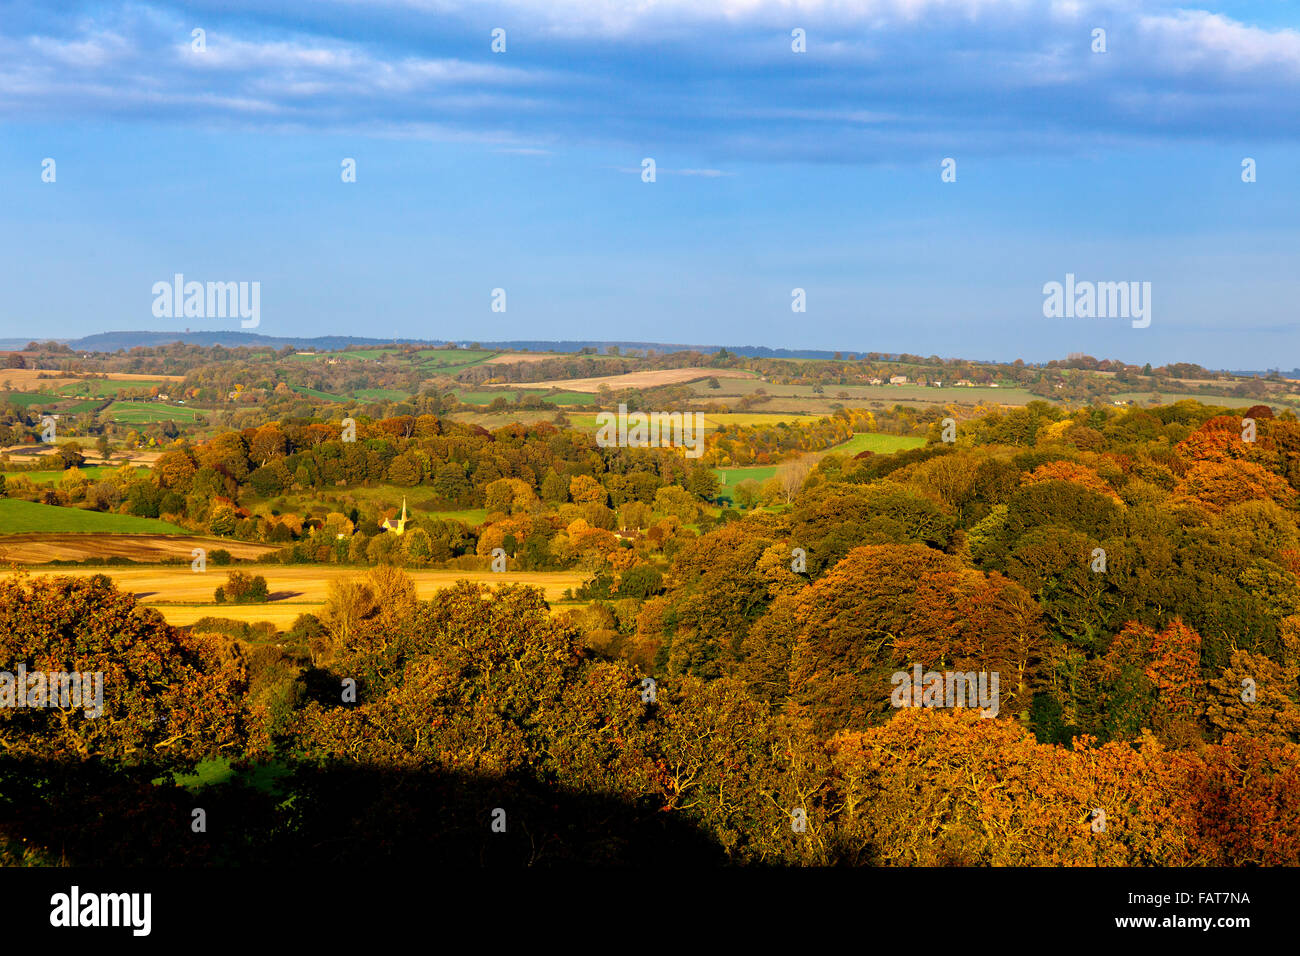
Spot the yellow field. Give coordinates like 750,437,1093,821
14,565,588,628
0,368,185,389
481,352,560,364
524,367,756,392
699,413,825,428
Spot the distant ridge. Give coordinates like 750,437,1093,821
67,331,429,352
34,330,1267,373
60,329,869,360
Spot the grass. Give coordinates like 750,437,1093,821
1110,391,1262,409
827,432,928,455
290,385,347,402
164,756,292,793
455,389,596,406
713,465,779,503
258,488,488,526
105,400,201,424
0,466,113,484
0,499,188,535
58,380,169,397
560,411,825,434
0,391,59,408
423,507,489,525
710,432,927,502
353,388,412,401
418,349,496,368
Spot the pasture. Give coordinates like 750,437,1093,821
104,400,202,424
0,466,113,484
827,432,927,455
0,499,188,535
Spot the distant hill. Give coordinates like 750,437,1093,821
67,331,433,352
63,330,859,360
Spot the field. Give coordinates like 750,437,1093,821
0,499,188,535
23,565,589,627
0,369,184,390
828,432,928,455
711,432,927,501
353,388,413,401
0,466,113,484
563,410,826,434
454,388,596,406
291,385,347,402
0,391,57,408
57,379,171,397
482,352,574,364
713,465,778,502
1110,391,1261,408
105,400,202,423
0,531,275,563
525,367,757,392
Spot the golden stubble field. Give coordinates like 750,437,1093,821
0,368,186,389
523,367,756,392
9,565,588,628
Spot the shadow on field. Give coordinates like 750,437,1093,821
0,756,726,867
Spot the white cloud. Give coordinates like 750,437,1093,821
1139,10,1300,76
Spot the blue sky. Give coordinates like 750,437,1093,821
1,0,1298,368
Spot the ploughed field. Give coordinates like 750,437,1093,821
10,565,588,627
0,532,276,564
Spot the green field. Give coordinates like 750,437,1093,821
263,487,488,527
713,465,779,502
417,349,496,368
423,507,489,525
0,466,113,484
0,391,58,408
353,388,413,401
58,380,169,398
455,388,596,406
827,432,928,455
105,400,202,424
290,385,347,402
1110,391,1261,409
710,432,927,502
0,499,187,534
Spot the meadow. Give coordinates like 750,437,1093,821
0,499,188,534
829,432,928,455
57,379,171,397
105,400,202,424
711,432,927,501
0,466,113,484
454,388,596,406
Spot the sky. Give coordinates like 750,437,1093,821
1,0,1298,368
